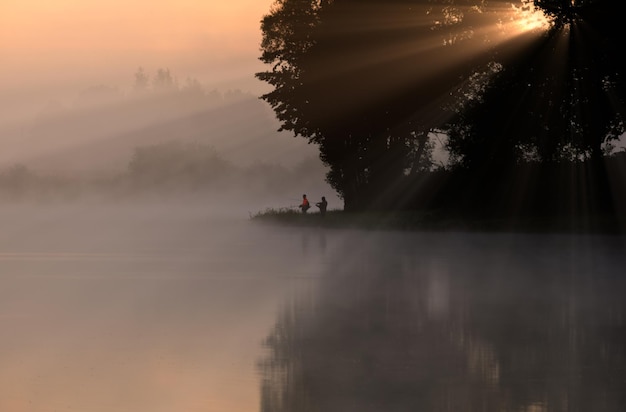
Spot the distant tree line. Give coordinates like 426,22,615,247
14,66,324,193
0,142,328,203
257,0,626,218
74,67,255,112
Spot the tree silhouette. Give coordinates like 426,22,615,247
127,141,233,190
258,0,625,215
442,0,626,215
449,0,625,163
258,0,509,211
133,67,150,93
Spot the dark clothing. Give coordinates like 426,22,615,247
316,199,328,216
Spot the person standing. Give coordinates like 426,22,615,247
299,194,310,213
316,196,328,216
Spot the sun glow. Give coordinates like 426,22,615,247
511,1,552,33
0,0,273,99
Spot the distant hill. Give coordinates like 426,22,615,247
0,88,319,174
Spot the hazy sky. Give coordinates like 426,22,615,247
1,0,274,102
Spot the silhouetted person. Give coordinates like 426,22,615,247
300,194,310,213
316,196,328,216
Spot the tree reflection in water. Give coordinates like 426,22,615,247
258,232,626,412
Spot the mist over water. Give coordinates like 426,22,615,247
1,199,625,411
259,229,626,412
0,200,322,412
3,1,625,410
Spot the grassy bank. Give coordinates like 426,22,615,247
250,207,626,234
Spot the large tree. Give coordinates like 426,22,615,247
258,0,626,213
257,0,513,211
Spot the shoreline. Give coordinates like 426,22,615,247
250,208,626,235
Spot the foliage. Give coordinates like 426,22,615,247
127,141,234,189
446,0,626,170
439,0,626,217
257,0,526,211
133,67,150,93
258,0,626,216
0,144,331,204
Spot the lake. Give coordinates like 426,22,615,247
1,201,625,412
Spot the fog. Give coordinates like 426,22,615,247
2,85,309,170
1,0,331,208
258,230,626,412
1,202,625,411
3,1,626,411
0,77,341,212
1,0,273,105
0,202,303,412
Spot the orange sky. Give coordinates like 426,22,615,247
0,0,274,98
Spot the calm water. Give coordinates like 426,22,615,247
1,202,625,412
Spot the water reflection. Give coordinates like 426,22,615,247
259,232,626,412
0,205,330,412
2,203,624,412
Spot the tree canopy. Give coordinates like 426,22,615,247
257,0,626,215
258,0,502,210
447,0,626,166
